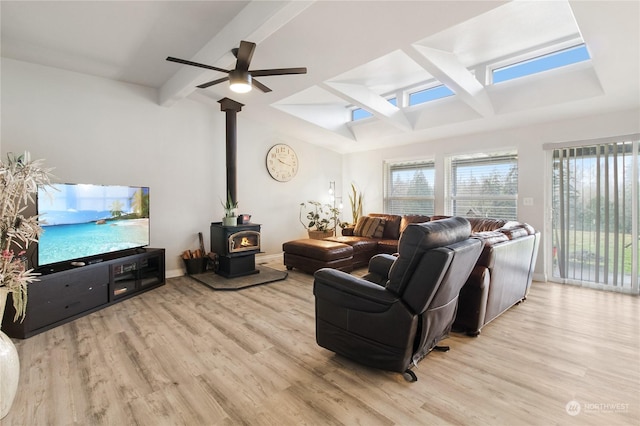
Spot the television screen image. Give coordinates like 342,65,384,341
37,183,150,267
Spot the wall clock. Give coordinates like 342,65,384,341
266,143,298,182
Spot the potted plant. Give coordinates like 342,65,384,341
299,201,340,239
221,191,238,226
0,151,53,419
348,183,363,226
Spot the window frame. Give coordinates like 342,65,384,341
407,84,455,106
445,151,519,219
384,159,436,216
488,42,591,85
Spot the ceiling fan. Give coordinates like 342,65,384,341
167,40,307,93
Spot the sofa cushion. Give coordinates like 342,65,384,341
369,214,402,239
473,230,510,246
500,227,530,240
377,239,399,255
472,231,509,267
467,218,509,233
354,216,386,238
325,236,379,253
400,215,431,234
500,221,535,235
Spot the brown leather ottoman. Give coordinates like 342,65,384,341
283,239,354,274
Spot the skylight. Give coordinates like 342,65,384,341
351,97,397,121
408,85,454,106
352,108,373,121
492,44,591,84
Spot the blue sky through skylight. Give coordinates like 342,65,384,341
409,85,454,106
352,108,373,120
493,44,590,84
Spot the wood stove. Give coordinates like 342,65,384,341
211,222,261,278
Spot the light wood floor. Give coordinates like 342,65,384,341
3,260,639,425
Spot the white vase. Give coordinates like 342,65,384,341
0,288,20,419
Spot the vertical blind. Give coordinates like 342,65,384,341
551,140,639,292
448,153,518,219
384,160,435,215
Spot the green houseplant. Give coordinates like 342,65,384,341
348,183,363,226
299,201,340,239
221,191,238,226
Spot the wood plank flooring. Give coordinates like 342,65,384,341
3,261,639,425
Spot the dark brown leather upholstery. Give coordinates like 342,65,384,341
369,213,403,239
323,236,378,268
283,239,354,274
452,218,540,336
313,217,483,375
399,214,431,234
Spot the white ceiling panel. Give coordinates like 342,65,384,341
1,0,638,153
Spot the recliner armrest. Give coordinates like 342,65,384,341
361,254,396,285
314,268,399,312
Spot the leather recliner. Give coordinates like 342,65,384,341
313,217,483,380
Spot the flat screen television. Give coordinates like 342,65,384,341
36,183,150,268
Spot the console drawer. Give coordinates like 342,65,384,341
27,281,109,330
29,266,109,306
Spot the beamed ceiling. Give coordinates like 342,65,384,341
1,1,638,153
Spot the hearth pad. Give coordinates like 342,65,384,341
189,265,287,290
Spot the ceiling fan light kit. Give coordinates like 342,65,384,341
229,70,252,93
167,40,307,94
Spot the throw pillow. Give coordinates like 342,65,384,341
372,218,386,238
354,216,385,238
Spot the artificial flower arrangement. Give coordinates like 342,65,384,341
0,152,54,322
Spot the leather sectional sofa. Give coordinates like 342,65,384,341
283,213,540,336
447,217,540,336
325,213,431,268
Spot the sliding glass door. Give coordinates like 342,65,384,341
550,138,639,293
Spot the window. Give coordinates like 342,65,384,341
351,107,372,121
447,152,518,219
492,44,590,84
350,98,397,122
550,139,639,292
408,85,454,106
384,160,435,215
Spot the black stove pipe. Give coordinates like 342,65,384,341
218,97,244,205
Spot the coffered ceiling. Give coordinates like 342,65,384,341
2,1,638,153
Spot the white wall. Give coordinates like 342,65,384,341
342,108,640,279
1,58,341,277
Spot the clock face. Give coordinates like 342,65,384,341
266,144,298,182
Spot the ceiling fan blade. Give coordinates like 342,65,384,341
249,67,307,77
166,57,230,74
235,41,256,72
252,78,272,93
197,76,230,89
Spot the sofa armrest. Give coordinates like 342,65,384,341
313,268,399,312
341,226,355,236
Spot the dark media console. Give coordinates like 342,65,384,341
1,248,165,339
